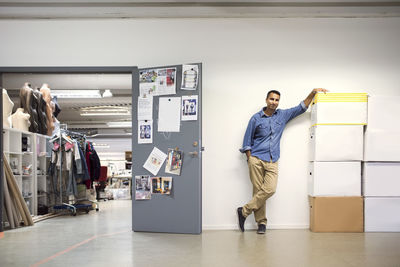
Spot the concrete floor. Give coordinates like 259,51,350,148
1,200,400,267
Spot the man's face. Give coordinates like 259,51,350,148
266,93,280,110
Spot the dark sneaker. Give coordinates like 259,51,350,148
257,224,266,234
237,207,246,232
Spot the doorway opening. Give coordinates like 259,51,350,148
0,67,138,232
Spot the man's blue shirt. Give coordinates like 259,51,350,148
240,101,307,162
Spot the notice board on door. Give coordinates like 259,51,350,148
132,63,202,234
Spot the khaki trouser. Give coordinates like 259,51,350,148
242,156,279,225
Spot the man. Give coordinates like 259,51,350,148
238,88,328,234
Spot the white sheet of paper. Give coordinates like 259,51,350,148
143,147,167,176
181,65,199,90
156,68,176,96
139,82,157,97
181,95,198,121
137,96,153,121
158,97,181,132
138,120,153,144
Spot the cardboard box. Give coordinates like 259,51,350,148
363,162,400,196
311,93,367,126
308,162,361,196
309,196,364,232
364,129,400,161
367,95,400,131
310,125,364,161
364,197,400,232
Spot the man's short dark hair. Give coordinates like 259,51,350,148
267,90,281,99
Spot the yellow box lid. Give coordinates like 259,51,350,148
313,93,368,104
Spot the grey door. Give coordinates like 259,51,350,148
132,63,202,234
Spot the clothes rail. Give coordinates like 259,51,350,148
50,126,98,215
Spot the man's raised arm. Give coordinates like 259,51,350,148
304,88,328,108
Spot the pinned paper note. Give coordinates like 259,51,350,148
157,68,176,96
138,96,153,121
181,65,198,90
158,97,181,132
138,120,153,144
143,147,167,176
181,95,198,121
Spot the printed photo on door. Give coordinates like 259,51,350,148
182,95,198,121
165,148,183,175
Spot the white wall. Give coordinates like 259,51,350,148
1,18,400,229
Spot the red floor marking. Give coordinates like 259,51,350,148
30,230,130,267
0,232,4,239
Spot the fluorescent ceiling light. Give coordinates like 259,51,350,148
51,90,101,98
80,106,131,116
97,152,127,157
92,143,110,149
107,121,132,127
102,89,113,98
80,111,131,116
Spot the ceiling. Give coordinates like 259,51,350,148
0,0,400,19
2,73,132,135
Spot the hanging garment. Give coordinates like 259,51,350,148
33,88,48,135
74,142,82,174
40,84,55,136
75,144,90,182
20,83,39,133
84,142,101,188
52,96,62,118
89,149,101,182
85,146,92,189
66,150,78,196
49,148,59,195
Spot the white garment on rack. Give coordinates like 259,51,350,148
73,141,80,161
74,141,83,174
53,117,60,136
56,150,61,167
65,150,73,171
51,150,57,163
56,150,68,170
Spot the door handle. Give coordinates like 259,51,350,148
189,151,198,158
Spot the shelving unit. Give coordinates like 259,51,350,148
3,127,50,216
34,133,51,215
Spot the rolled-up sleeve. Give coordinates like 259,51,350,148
239,117,256,153
283,101,307,123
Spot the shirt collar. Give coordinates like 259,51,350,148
260,107,278,117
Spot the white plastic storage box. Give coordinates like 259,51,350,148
367,95,400,131
308,162,361,196
364,197,400,232
311,93,367,125
364,130,400,161
310,125,363,161
362,162,400,197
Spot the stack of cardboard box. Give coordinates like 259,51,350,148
363,96,400,232
308,93,367,232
